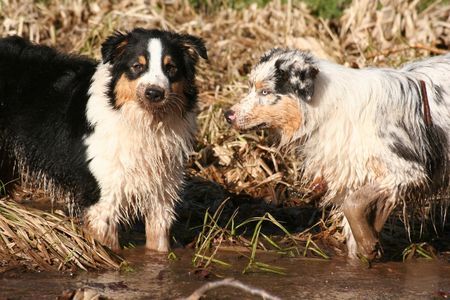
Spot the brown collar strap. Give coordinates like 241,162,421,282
419,80,432,127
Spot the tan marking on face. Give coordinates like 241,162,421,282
168,80,187,114
250,96,301,140
170,80,185,96
255,81,264,89
138,55,147,65
114,74,138,107
163,55,173,66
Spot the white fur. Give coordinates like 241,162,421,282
139,39,169,90
235,51,450,258
83,63,196,250
299,57,450,199
297,54,450,257
341,216,357,259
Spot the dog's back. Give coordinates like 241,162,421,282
400,54,450,185
402,53,450,77
0,36,100,208
0,36,96,127
402,54,450,102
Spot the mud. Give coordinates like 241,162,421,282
2,179,449,299
1,246,449,299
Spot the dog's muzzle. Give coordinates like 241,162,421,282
145,85,165,103
224,110,236,124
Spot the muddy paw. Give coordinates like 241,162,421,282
358,240,383,261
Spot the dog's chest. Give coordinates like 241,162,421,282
82,107,196,221
84,64,195,212
85,117,187,194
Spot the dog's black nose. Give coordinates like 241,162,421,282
145,87,165,102
224,110,236,124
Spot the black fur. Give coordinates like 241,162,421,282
262,49,319,103
104,28,207,111
175,32,208,61
387,77,449,192
258,48,284,64
0,36,100,210
389,138,422,165
424,124,448,188
0,29,207,214
434,85,444,104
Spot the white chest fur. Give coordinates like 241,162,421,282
84,63,195,230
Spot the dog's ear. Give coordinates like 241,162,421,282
178,34,208,62
292,63,319,102
101,31,130,64
276,53,319,102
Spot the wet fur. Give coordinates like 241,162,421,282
0,29,207,252
228,49,450,260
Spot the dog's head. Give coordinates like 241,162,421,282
101,28,207,116
225,49,319,142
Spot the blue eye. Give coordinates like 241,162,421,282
261,89,271,96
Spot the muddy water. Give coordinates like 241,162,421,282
1,247,449,299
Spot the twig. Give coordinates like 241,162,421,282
182,278,281,300
366,44,448,59
285,0,292,44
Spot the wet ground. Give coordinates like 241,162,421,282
2,179,450,299
1,246,450,299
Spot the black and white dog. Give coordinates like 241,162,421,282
225,48,450,260
0,28,207,252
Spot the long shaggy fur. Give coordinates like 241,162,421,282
226,48,450,260
0,28,207,252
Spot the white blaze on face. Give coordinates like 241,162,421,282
238,89,259,115
139,38,169,89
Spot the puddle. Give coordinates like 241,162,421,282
1,247,449,299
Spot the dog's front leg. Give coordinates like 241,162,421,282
145,211,171,252
342,184,390,260
373,198,397,234
84,198,120,251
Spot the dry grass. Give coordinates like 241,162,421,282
0,198,124,271
0,0,449,269
1,0,448,200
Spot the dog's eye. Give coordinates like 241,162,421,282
166,64,178,77
131,63,144,73
261,89,271,96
